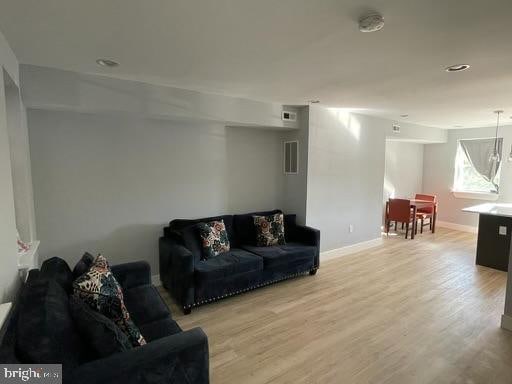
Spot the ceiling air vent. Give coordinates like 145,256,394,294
282,111,297,122
284,141,299,174
392,124,401,134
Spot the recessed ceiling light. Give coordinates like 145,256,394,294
453,125,463,128
96,58,120,67
445,64,470,72
400,114,409,118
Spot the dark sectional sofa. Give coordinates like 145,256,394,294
159,210,320,314
0,258,209,384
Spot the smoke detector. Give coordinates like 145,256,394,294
359,13,384,32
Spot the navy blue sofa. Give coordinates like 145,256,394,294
159,210,320,314
0,258,209,384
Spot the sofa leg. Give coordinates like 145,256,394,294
183,307,191,315
309,269,317,276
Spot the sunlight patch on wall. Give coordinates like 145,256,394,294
383,177,395,199
327,108,361,141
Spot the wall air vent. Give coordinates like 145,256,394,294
392,124,401,133
282,111,297,122
284,141,299,174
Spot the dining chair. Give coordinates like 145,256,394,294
415,194,436,233
386,198,416,239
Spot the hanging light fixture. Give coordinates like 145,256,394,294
490,110,503,162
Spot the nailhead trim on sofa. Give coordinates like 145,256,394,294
183,268,317,310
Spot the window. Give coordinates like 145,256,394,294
453,138,502,194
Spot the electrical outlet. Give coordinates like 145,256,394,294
349,224,354,233
499,226,507,236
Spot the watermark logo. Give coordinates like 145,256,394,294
0,365,61,384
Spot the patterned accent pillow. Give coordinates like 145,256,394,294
73,254,146,347
253,213,286,247
197,220,230,260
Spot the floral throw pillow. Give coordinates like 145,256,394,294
253,213,286,247
73,254,146,347
197,220,230,260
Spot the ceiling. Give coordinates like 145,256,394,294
1,0,512,129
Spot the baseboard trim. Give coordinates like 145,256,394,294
436,220,478,234
321,238,383,262
151,274,161,286
501,314,512,332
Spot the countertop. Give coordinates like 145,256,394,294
463,203,512,218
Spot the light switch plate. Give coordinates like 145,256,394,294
499,226,507,236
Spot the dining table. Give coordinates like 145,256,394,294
409,198,438,236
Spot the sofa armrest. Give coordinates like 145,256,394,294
111,261,151,290
288,225,320,248
159,237,195,309
287,224,320,270
70,327,209,384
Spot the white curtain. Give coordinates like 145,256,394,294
459,138,503,190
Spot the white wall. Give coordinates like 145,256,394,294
0,30,23,302
385,121,447,143
5,77,37,243
21,65,298,130
306,107,386,251
384,141,424,203
28,109,286,274
423,126,512,227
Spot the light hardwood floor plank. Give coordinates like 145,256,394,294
160,228,512,384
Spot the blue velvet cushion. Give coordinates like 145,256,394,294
241,243,316,269
138,318,182,342
181,224,203,261
40,256,74,293
72,252,95,279
15,278,87,372
194,249,263,282
69,296,133,358
233,209,281,246
123,285,170,326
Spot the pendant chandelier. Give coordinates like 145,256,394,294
490,110,503,162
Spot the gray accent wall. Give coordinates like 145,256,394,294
306,107,386,251
281,106,309,224
28,109,286,273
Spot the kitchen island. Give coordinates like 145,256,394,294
462,203,512,272
463,203,512,331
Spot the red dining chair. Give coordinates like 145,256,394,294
386,198,416,239
415,194,436,233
